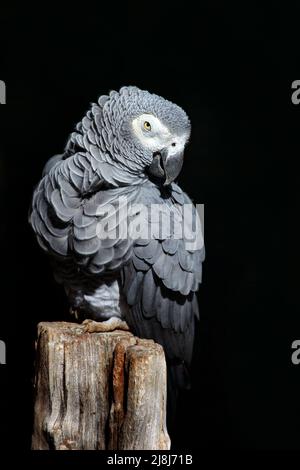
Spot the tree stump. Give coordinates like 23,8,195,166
32,322,170,450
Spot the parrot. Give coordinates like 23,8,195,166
29,86,204,425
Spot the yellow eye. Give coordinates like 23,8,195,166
143,121,151,131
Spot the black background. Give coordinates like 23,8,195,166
0,1,299,460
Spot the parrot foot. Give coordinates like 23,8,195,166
82,317,130,333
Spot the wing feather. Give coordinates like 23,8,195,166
122,182,204,391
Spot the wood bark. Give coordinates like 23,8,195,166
32,321,170,450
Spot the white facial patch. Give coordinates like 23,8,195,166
132,113,187,153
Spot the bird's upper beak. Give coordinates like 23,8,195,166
147,146,184,186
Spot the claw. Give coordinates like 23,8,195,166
70,307,79,320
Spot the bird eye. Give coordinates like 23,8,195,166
143,121,151,131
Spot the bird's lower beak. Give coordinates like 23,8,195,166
147,147,184,186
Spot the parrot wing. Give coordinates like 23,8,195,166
121,182,204,390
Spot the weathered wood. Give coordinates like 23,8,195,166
32,322,170,450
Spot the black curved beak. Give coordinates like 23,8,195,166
147,147,184,186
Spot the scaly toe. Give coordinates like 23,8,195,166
82,319,100,333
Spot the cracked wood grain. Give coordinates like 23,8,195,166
31,322,170,450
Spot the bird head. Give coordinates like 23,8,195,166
99,86,191,186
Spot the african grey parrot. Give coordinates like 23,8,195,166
29,86,204,417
